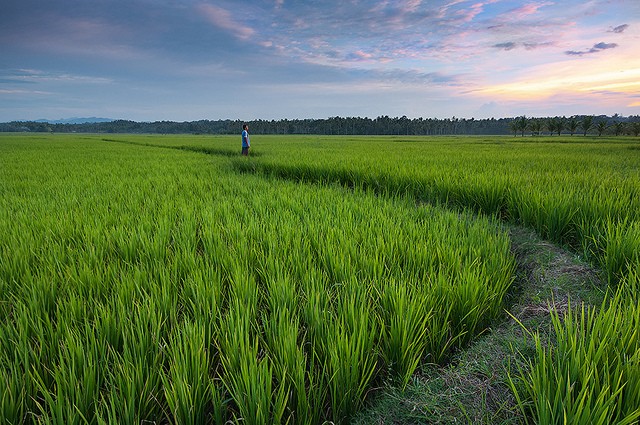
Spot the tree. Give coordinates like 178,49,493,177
556,116,566,136
546,117,564,136
567,117,579,136
612,122,625,136
595,120,608,136
546,117,557,136
508,119,519,137
516,116,528,136
529,118,543,136
631,122,640,137
581,115,594,136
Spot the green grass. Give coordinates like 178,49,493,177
509,270,640,425
1,133,638,424
351,226,609,424
0,134,515,424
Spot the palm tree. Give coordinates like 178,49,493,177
529,118,543,136
516,116,528,137
556,116,566,136
581,115,594,136
567,117,579,136
508,119,519,137
595,120,608,136
612,122,625,136
546,117,557,136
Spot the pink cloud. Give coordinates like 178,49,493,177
351,50,374,60
452,0,500,24
198,4,255,40
400,0,423,13
508,2,554,20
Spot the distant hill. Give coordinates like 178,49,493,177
34,117,115,124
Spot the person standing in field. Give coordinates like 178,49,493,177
241,124,250,156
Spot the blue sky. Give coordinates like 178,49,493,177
1,0,639,121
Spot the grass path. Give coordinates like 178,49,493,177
352,225,606,424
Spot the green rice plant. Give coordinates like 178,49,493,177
4,297,60,420
96,349,163,424
235,135,639,286
299,270,335,366
459,173,510,217
540,189,581,244
2,134,581,423
179,267,224,346
162,322,217,425
379,278,433,388
262,306,320,424
420,273,464,364
92,302,124,356
0,314,31,425
592,218,640,284
1,368,24,425
509,275,640,424
96,297,172,423
219,301,288,424
325,281,379,423
30,326,102,425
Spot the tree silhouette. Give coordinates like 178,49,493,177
546,117,556,136
516,116,528,136
567,117,579,136
581,116,594,136
595,120,608,136
529,118,543,136
612,122,625,136
556,116,566,136
508,119,519,137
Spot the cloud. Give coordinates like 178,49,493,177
610,24,629,33
198,4,255,40
454,2,490,23
494,42,517,51
363,68,461,86
523,41,554,50
493,41,553,51
593,42,617,50
346,50,374,62
1,68,113,85
565,41,618,56
507,2,554,19
0,88,53,95
473,61,640,101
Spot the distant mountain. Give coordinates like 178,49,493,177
34,117,115,124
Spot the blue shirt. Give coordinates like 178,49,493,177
242,130,250,148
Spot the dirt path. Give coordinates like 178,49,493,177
353,225,606,425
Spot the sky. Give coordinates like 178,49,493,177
1,0,639,122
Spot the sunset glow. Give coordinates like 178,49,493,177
1,0,638,121
477,65,640,100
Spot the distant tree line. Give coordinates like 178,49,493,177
2,115,639,136
508,115,640,137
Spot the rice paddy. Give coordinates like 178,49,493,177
1,133,638,424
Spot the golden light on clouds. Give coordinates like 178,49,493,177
474,58,640,102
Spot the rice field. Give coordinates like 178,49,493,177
1,133,638,424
